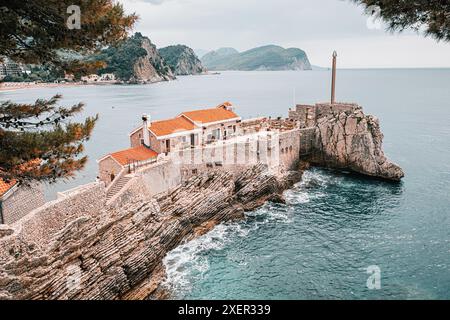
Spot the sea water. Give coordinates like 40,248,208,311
2,69,449,299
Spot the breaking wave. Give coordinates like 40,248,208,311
162,168,327,298
285,168,330,204
162,223,244,298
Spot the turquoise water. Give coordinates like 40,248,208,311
1,70,449,299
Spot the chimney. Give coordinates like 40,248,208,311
142,114,151,147
221,102,234,112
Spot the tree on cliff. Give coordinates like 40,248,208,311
0,1,137,184
93,33,149,81
353,0,450,41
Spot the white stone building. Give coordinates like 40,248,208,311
81,74,100,82
129,102,241,154
99,73,116,81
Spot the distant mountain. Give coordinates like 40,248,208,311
193,48,210,59
201,45,312,71
201,48,239,68
207,47,240,58
93,32,175,82
158,45,206,76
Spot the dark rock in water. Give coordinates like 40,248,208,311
268,193,286,204
304,178,323,189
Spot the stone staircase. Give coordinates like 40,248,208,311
106,176,133,201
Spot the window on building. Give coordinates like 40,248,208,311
212,128,221,140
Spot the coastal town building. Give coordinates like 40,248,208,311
99,73,116,81
97,102,242,187
129,102,241,154
80,73,116,83
134,115,202,154
0,179,45,225
81,74,100,82
0,57,25,79
64,72,75,81
97,100,326,200
180,102,241,143
97,145,158,186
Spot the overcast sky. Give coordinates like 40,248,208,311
119,0,450,68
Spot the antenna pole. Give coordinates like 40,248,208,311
331,51,337,104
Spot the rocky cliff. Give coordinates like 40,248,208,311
0,164,302,300
96,33,175,82
133,37,175,82
158,45,207,75
309,104,404,181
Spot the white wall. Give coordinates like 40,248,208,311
139,161,182,196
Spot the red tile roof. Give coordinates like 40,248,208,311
181,104,239,124
110,146,158,166
149,116,197,137
0,178,17,198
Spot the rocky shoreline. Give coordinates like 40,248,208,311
0,164,304,299
0,103,403,300
150,166,305,300
0,74,209,92
311,105,404,181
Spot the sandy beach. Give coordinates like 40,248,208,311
0,81,123,92
0,81,89,92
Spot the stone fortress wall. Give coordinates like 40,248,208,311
0,182,106,257
1,184,45,225
0,105,319,227
289,102,357,128
0,126,311,244
0,103,358,252
138,160,181,196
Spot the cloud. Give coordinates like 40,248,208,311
119,0,450,67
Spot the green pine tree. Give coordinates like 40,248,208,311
0,0,137,183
